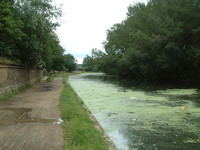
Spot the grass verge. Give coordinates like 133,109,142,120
59,74,109,150
0,84,30,101
47,73,57,82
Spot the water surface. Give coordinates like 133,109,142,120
69,73,200,150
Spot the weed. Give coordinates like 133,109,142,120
0,84,30,101
47,73,57,82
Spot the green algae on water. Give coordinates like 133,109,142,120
69,73,200,150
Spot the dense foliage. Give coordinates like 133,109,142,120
82,48,104,71
0,0,76,71
84,0,200,85
64,54,77,72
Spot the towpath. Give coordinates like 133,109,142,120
0,77,64,150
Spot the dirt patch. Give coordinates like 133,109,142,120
0,78,64,150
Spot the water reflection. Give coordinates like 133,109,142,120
69,73,200,150
0,107,62,126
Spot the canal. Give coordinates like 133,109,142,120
68,73,200,150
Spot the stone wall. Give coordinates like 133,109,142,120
0,61,43,97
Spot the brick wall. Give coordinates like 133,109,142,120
0,61,43,97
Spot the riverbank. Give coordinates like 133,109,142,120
59,73,116,150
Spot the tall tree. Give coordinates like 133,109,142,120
0,0,23,60
64,54,77,72
82,48,105,72
0,0,66,71
98,0,200,85
14,0,62,67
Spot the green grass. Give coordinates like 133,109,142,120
59,74,109,150
47,72,79,82
47,73,57,82
0,84,30,101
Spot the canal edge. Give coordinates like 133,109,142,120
67,81,117,150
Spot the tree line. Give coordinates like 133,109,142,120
0,0,76,71
83,0,200,85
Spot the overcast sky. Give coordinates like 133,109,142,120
54,0,147,64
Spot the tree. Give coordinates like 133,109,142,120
14,0,62,67
82,48,105,72
82,55,95,71
64,54,77,72
0,0,23,60
0,0,66,71
98,0,200,85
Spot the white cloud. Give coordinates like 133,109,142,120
76,58,84,64
54,0,147,63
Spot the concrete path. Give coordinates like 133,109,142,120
0,77,64,150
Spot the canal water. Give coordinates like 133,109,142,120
68,73,200,150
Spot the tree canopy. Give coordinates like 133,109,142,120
84,0,200,85
64,54,77,72
82,48,104,72
0,0,76,71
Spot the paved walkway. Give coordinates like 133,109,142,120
0,77,64,150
